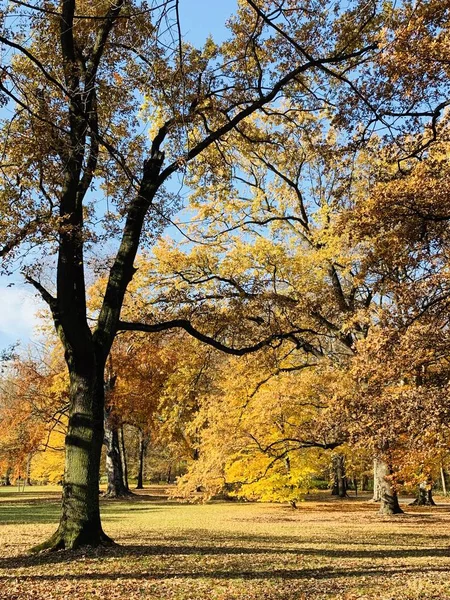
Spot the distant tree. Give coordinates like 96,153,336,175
0,350,68,485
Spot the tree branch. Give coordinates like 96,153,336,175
157,43,378,184
117,319,320,357
23,274,57,313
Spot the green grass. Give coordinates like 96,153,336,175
1,487,450,599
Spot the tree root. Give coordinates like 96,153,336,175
103,488,134,499
409,497,436,507
379,502,404,515
30,526,115,553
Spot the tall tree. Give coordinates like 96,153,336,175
0,0,379,550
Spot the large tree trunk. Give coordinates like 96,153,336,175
104,412,131,498
376,457,403,515
331,454,348,498
32,368,112,551
136,428,149,490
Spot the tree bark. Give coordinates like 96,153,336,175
410,482,436,506
102,352,131,499
104,410,131,498
32,367,113,551
26,453,32,486
372,458,381,501
376,457,403,515
136,428,149,490
331,454,347,498
118,425,129,491
441,467,448,496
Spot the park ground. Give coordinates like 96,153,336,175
1,487,450,599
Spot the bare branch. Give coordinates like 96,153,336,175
23,273,56,308
117,319,321,357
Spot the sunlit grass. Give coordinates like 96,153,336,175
1,487,450,599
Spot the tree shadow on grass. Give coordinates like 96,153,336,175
101,492,175,503
0,501,167,525
212,529,450,551
1,563,450,583
112,542,450,561
1,535,450,572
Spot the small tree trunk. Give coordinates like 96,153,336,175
104,411,131,498
103,354,131,499
4,467,11,486
25,454,32,486
284,455,291,473
331,454,347,498
167,464,172,484
361,474,369,492
32,368,112,551
441,467,448,496
372,458,381,502
376,457,403,515
118,425,129,491
136,428,149,490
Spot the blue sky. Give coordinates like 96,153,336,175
0,0,238,351
179,0,237,45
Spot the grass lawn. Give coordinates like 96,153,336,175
1,486,450,599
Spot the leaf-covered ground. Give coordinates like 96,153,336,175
1,486,450,599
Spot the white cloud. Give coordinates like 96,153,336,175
0,285,46,348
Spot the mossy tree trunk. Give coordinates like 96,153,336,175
29,114,164,550
33,145,164,549
32,365,112,551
